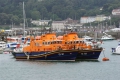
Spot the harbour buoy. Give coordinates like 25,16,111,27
102,57,109,61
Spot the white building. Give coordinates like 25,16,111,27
112,9,120,15
80,16,96,23
31,19,51,26
110,28,120,32
80,15,111,23
52,21,65,30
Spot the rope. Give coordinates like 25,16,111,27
24,52,29,60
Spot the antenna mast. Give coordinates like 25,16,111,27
23,2,25,37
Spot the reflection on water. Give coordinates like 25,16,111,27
0,40,120,80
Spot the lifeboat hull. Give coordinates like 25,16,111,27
13,50,78,61
76,48,102,60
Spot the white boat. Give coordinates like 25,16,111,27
100,32,115,41
13,41,30,53
0,41,6,51
101,35,115,41
112,44,120,55
82,35,93,41
6,42,20,50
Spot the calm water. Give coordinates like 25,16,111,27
0,40,120,80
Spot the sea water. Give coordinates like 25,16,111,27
0,40,120,80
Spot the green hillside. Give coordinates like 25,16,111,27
0,0,120,27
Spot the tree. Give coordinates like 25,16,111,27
31,10,40,20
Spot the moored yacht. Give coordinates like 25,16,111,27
101,35,115,41
100,32,115,41
82,35,93,41
0,41,6,51
111,42,120,55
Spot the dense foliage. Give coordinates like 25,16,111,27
0,0,120,26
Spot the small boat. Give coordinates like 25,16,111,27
82,35,93,41
12,41,30,57
7,36,21,43
111,43,120,55
101,35,115,41
100,32,115,41
61,32,103,60
0,41,6,51
6,42,20,50
0,41,6,48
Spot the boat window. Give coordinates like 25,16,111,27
76,41,79,44
48,42,50,45
59,41,62,44
42,42,44,45
65,42,67,44
56,41,58,44
58,41,60,44
11,44,17,45
35,43,39,46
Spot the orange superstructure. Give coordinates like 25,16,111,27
23,33,63,52
57,32,92,50
23,32,93,53
13,32,102,61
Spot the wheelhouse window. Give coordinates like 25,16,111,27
76,41,79,44
59,41,62,44
65,42,67,44
42,42,45,45
35,42,39,46
48,42,50,45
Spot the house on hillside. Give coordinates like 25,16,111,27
31,19,51,26
95,15,111,21
112,9,120,15
52,21,65,30
80,15,111,23
80,16,96,23
65,18,78,24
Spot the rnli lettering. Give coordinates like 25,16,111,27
58,53,64,56
81,53,87,55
